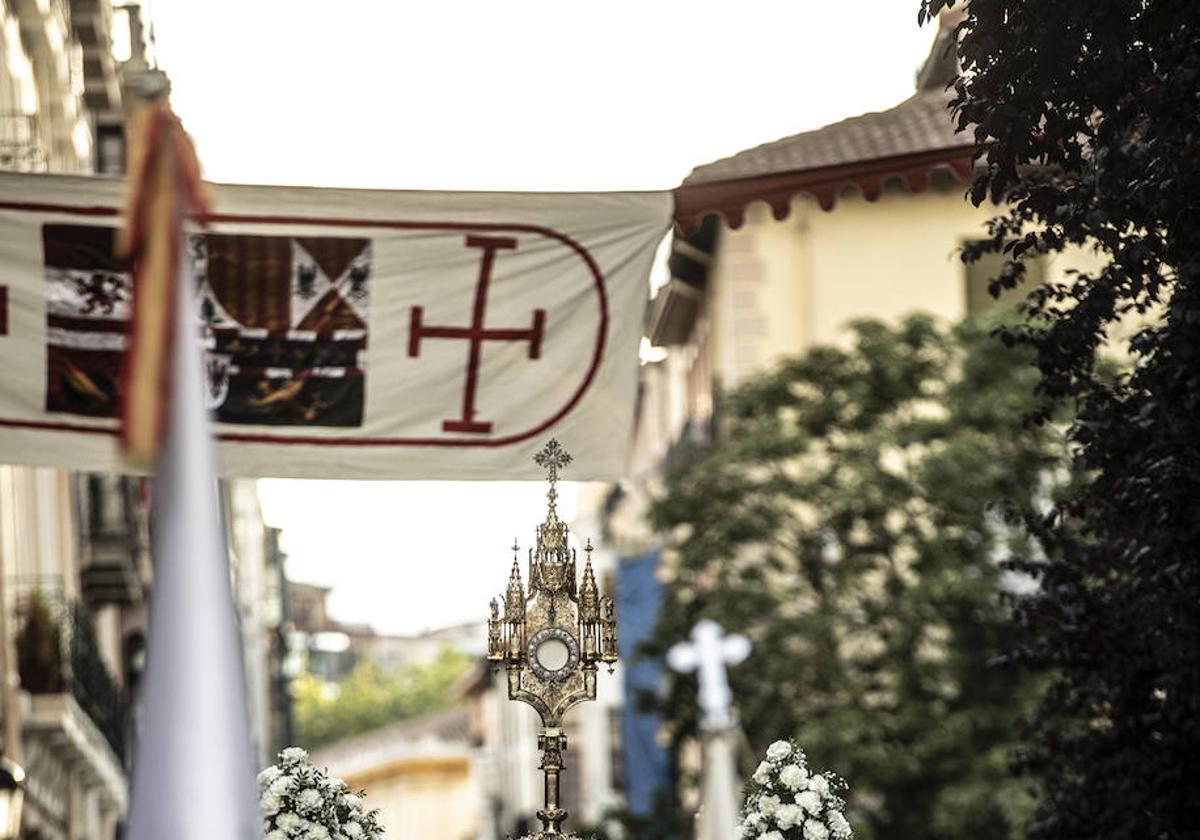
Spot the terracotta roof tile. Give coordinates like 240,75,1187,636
684,89,968,186
671,13,977,230
310,704,474,767
672,88,978,230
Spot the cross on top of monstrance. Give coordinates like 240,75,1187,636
488,440,617,838
533,437,572,483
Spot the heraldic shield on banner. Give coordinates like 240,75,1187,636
44,223,371,427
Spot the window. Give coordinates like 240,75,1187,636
95,125,125,175
963,242,1045,315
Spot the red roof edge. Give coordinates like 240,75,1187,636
672,144,978,234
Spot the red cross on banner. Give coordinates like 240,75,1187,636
408,236,546,434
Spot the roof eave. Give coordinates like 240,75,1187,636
672,143,978,233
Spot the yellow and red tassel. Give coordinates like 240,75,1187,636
116,102,208,468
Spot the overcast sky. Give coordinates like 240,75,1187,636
150,0,939,635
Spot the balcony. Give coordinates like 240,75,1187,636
648,279,704,347
77,475,148,608
15,589,128,765
0,113,49,172
68,0,122,112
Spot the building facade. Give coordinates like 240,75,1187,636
593,8,1108,819
225,479,292,771
1,8,291,837
1,473,291,840
0,470,135,840
2,5,134,837
313,706,481,840
1,0,91,173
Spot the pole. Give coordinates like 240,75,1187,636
536,727,568,835
667,620,751,840
699,731,739,840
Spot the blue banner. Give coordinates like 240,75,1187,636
616,549,672,815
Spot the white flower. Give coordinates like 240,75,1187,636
796,790,822,815
804,820,830,840
277,812,303,834
766,740,792,762
746,738,849,840
779,764,808,790
339,793,363,811
260,748,381,840
828,811,852,839
297,788,323,812
774,803,803,830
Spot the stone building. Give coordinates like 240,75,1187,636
1,472,291,840
1,4,136,836
1,0,91,173
0,7,291,837
0,472,135,840
225,480,293,770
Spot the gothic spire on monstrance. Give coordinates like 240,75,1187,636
484,440,617,839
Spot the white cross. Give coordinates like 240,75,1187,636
667,619,751,732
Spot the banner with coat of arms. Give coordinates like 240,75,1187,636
0,172,672,480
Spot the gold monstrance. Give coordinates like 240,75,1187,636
487,440,618,838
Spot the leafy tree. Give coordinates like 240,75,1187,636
293,648,471,749
649,316,1064,840
917,2,1200,837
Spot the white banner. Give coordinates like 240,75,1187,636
0,172,671,479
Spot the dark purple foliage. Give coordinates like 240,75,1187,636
917,2,1200,837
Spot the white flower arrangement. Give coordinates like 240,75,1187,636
259,747,384,840
739,739,852,840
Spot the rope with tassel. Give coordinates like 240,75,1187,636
116,98,208,468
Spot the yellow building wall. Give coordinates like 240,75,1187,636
708,183,1110,388
807,185,991,345
343,756,479,840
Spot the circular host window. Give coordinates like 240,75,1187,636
527,628,580,682
537,638,571,671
